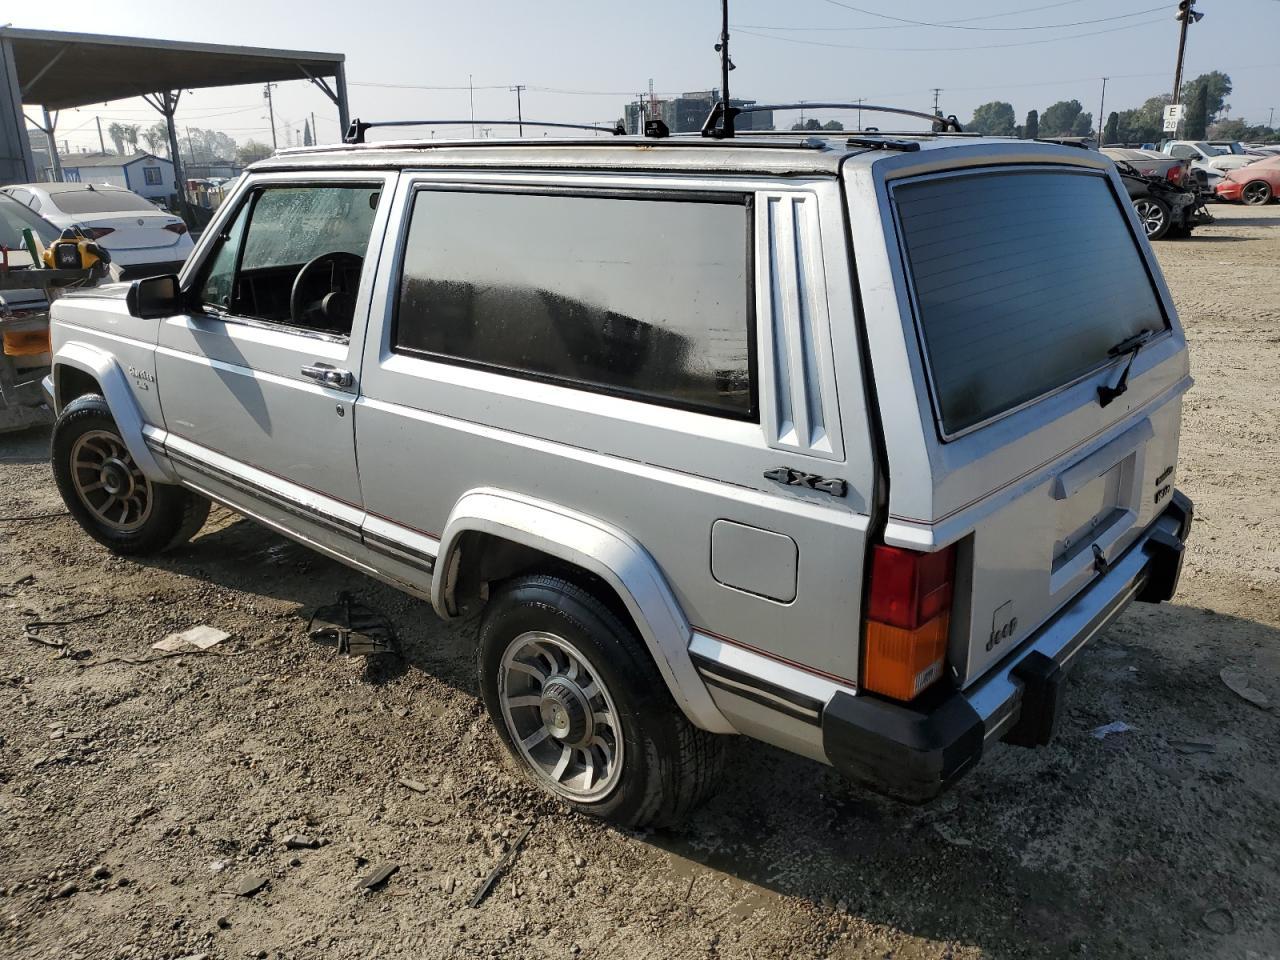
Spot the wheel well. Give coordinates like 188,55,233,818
56,365,101,409
450,531,633,627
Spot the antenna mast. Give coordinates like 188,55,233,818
716,0,734,137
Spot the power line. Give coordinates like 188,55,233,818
734,17,1166,52
739,4,1166,32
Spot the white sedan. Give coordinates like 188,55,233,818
0,182,194,276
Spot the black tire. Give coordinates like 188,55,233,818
52,394,210,556
1241,180,1273,206
478,573,725,828
1134,196,1171,241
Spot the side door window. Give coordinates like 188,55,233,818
196,183,382,339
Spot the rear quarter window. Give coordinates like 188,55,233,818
893,168,1167,436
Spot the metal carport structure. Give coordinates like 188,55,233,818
0,27,348,191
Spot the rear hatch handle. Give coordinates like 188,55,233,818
1098,329,1154,407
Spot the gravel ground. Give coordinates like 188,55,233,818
1,204,1277,960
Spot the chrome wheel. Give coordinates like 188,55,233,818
1134,199,1166,238
499,631,623,802
69,429,153,532
1242,181,1271,206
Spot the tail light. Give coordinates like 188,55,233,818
862,543,956,701
3,329,51,357
1167,164,1185,186
163,222,188,236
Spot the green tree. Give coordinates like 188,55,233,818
1071,111,1094,139
789,118,823,131
141,122,169,157
1024,109,1039,140
1183,84,1210,140
1207,118,1247,141
236,140,273,164
1103,112,1120,144
1040,99,1083,137
822,120,844,131
1180,71,1231,123
1115,95,1170,145
969,101,1016,137
106,122,126,155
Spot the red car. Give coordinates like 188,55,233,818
1216,155,1280,205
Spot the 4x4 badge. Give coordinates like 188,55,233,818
763,467,847,498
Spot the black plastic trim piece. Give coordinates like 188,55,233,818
1002,651,1064,747
822,690,984,804
691,651,825,724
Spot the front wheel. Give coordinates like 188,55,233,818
1241,180,1273,206
1134,196,1171,240
478,574,725,827
52,394,210,555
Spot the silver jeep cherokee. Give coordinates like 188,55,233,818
44,129,1193,826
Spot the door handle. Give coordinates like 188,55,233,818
300,363,354,389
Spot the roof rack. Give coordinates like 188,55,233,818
701,101,963,138
344,118,625,144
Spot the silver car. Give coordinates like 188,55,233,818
42,132,1193,825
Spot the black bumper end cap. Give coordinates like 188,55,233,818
1002,651,1064,748
822,689,984,804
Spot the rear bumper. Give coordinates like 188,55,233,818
822,490,1193,803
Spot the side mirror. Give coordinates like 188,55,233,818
126,274,181,319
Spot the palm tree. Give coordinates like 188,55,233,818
122,124,140,154
106,122,126,155
140,123,168,157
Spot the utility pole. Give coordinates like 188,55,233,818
311,111,317,146
185,126,197,163
96,115,106,154
855,97,865,130
1097,77,1108,145
1268,106,1275,129
263,82,278,150
509,84,526,136
469,75,475,139
1171,0,1203,106
932,88,942,116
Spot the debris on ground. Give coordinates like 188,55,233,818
235,875,270,898
283,834,320,850
152,625,231,652
471,824,534,909
360,862,400,891
397,777,429,794
1091,720,1133,740
1219,668,1270,709
1168,739,1216,755
308,592,398,657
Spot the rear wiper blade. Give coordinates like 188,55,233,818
1098,329,1154,407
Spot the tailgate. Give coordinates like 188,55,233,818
846,147,1192,691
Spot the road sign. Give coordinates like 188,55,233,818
1163,117,1179,132
1163,104,1187,123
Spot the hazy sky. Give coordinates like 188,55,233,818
11,0,1280,153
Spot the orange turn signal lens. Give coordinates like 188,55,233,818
2,329,51,357
862,614,950,701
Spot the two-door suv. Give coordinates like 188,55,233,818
44,126,1192,826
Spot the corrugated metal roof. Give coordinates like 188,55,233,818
61,152,169,169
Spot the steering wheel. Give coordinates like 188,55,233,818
290,251,364,329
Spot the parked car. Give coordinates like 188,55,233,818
0,192,60,418
1215,154,1280,205
0,182,194,278
1111,157,1210,239
1161,140,1258,172
41,131,1193,825
1101,147,1190,185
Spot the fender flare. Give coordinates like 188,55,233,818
433,488,734,734
52,341,175,482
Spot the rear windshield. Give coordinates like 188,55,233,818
52,189,158,215
893,169,1166,436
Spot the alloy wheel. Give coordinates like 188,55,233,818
1134,199,1166,238
498,631,624,802
69,429,153,531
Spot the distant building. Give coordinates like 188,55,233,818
185,159,242,181
625,90,774,135
58,152,176,201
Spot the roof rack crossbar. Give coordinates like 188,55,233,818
344,118,626,144
701,101,963,138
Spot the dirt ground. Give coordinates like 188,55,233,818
1,204,1277,960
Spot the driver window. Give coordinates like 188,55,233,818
200,184,381,339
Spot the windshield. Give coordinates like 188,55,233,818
893,169,1168,436
52,189,159,215
0,193,58,248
